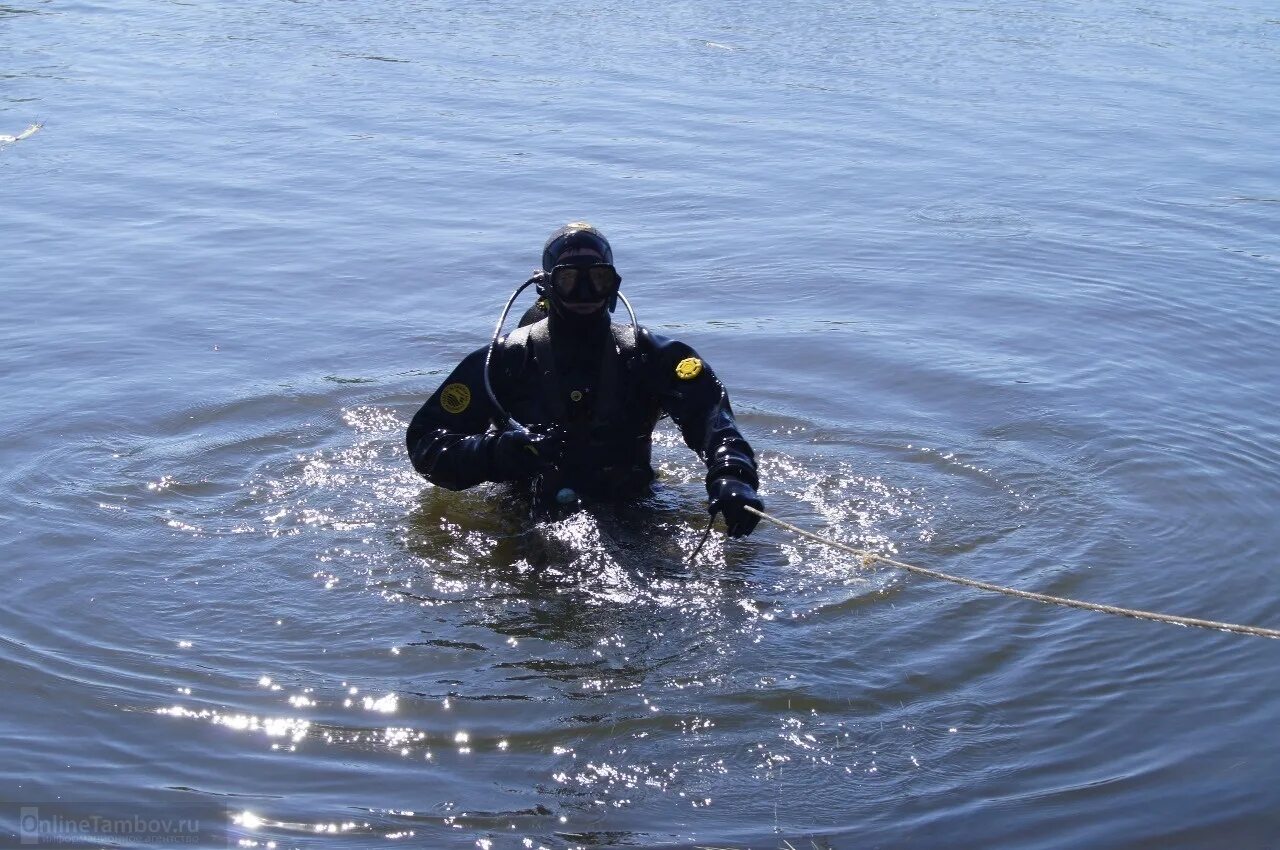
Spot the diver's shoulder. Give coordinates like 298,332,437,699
489,322,539,374
630,325,696,357
455,345,491,369
499,320,540,350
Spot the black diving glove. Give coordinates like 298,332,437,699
707,475,763,538
488,426,562,482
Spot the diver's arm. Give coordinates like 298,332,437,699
406,345,556,490
647,333,759,488
406,348,502,490
648,333,762,536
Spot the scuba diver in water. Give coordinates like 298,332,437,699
405,222,762,537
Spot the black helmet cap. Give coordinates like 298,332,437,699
541,222,614,272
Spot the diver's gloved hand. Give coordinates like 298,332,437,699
488,426,562,482
707,475,763,538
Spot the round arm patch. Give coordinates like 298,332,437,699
440,382,472,414
675,357,704,380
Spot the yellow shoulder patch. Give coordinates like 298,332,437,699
675,357,703,380
440,382,472,414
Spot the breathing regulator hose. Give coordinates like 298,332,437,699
483,276,538,433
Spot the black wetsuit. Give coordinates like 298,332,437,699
406,312,757,502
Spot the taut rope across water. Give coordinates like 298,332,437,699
745,506,1280,640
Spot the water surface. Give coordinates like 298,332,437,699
2,0,1278,847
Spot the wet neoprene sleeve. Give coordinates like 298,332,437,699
644,332,759,490
405,348,500,490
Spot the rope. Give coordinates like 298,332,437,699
745,506,1280,640
685,515,716,566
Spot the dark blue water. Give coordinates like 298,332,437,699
2,0,1279,847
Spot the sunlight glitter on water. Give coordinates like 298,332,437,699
7,1,1278,841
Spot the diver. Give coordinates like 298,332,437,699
405,222,762,537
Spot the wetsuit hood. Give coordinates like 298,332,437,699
541,222,614,272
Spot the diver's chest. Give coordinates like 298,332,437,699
504,361,655,426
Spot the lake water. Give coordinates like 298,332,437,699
2,0,1279,847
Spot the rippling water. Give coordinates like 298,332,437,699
2,0,1279,847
